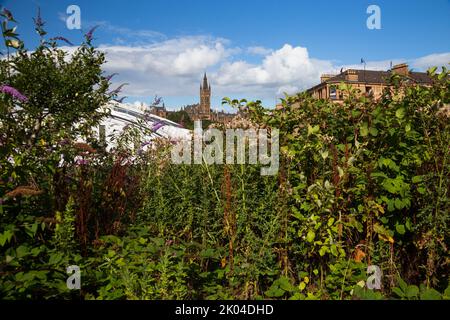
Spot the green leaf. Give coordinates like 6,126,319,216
398,277,408,292
360,123,369,137
266,286,285,298
406,285,419,299
327,217,335,227
395,108,405,119
392,287,405,298
417,186,426,194
443,286,450,300
49,253,63,265
427,66,437,75
299,282,306,291
405,123,411,132
307,124,320,136
0,230,13,246
394,198,404,209
16,245,29,258
319,246,328,256
369,127,378,136
278,276,295,292
420,288,441,300
412,176,423,183
306,230,315,243
330,244,338,256
396,224,406,235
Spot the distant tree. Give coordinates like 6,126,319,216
167,110,194,129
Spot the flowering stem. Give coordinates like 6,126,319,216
0,18,11,78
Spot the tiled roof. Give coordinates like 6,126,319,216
324,69,432,85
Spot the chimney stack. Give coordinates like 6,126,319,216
345,69,358,81
320,74,334,83
391,63,409,76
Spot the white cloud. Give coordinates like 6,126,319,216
99,36,230,77
213,44,333,97
247,46,273,56
334,54,450,75
93,21,166,42
81,36,233,99
277,85,300,96
410,53,450,71
63,33,448,107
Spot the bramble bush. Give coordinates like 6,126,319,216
0,8,448,300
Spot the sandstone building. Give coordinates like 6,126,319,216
184,73,212,121
149,103,167,118
183,73,235,124
148,73,235,124
307,63,433,101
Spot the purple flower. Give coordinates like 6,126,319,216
153,95,163,106
143,112,151,121
113,96,127,103
0,85,28,103
152,122,165,132
109,83,129,95
50,36,73,46
2,8,13,20
105,73,118,82
58,138,70,146
33,7,44,28
85,25,99,41
75,158,89,166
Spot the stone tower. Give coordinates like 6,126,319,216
199,73,211,119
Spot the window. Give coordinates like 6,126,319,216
366,86,373,96
329,86,337,99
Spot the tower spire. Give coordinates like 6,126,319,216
203,72,208,89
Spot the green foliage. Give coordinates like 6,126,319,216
85,229,192,300
166,110,194,129
52,196,76,254
391,277,449,300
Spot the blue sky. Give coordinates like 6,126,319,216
1,0,449,110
